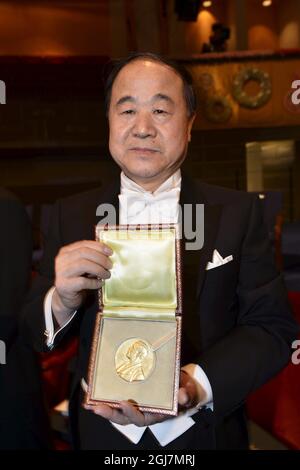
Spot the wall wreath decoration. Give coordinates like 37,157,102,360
232,68,272,109
204,95,232,123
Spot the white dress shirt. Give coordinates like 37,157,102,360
44,169,213,446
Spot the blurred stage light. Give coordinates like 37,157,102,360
262,0,272,6
203,1,212,7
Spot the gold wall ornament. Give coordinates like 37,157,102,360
196,72,215,101
232,67,272,109
115,338,155,383
204,95,233,123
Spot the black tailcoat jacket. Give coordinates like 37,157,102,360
21,174,298,449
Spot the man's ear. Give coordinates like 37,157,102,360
187,114,196,142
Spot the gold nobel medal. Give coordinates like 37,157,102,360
115,338,155,383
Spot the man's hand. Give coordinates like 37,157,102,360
52,240,113,326
83,369,205,426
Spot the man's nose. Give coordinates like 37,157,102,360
132,112,156,138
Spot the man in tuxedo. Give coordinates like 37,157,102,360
0,189,51,449
21,52,298,449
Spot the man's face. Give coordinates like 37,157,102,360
108,59,195,187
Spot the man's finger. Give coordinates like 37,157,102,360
60,248,113,271
85,402,169,427
61,259,111,279
62,240,113,256
178,387,190,406
143,412,168,426
70,277,104,291
120,401,146,427
58,276,102,294
120,402,168,426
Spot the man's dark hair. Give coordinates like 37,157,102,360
103,52,197,118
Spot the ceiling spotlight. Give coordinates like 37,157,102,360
262,0,272,6
203,1,212,7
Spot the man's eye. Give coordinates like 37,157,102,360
121,109,135,115
153,109,167,114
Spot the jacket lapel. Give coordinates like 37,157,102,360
180,174,223,298
180,174,223,359
196,204,223,297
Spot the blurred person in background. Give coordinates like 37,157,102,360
0,188,51,449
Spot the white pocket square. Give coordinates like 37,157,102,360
206,249,233,271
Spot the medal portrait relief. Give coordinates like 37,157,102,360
115,338,155,383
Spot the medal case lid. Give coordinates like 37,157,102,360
97,224,182,317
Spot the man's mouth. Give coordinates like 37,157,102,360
129,147,160,153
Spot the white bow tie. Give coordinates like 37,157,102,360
119,187,180,224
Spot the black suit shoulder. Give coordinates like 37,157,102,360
59,185,105,209
58,180,119,211
52,181,119,245
195,180,255,207
190,180,257,237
